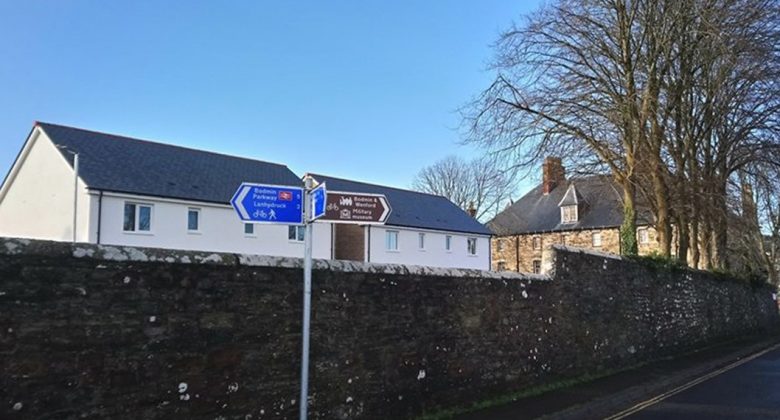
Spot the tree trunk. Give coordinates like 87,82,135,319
621,181,639,256
712,179,729,270
701,217,714,270
677,216,689,265
689,218,700,268
652,161,672,257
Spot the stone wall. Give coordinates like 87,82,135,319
1,238,777,419
493,227,660,272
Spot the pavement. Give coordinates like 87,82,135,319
453,334,780,420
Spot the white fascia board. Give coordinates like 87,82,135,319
557,183,579,207
0,126,91,205
92,190,232,209
0,126,57,203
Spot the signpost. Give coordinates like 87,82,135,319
230,183,303,224
310,182,327,221
320,191,391,224
231,179,390,420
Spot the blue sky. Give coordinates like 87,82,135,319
0,1,540,193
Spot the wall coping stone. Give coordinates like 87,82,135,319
0,236,547,281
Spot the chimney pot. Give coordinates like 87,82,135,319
467,202,477,218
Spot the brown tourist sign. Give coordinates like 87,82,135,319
320,191,392,224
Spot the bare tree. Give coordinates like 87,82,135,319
412,155,518,222
464,0,780,265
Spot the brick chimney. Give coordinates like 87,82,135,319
467,201,477,218
542,157,566,195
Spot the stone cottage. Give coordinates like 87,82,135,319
489,157,660,273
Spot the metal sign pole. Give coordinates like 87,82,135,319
300,176,313,420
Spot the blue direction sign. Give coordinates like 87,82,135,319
310,183,327,221
231,183,303,224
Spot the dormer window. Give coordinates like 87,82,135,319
558,183,583,224
561,205,578,223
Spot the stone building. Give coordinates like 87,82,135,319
489,158,659,273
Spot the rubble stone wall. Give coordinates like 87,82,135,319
0,238,776,419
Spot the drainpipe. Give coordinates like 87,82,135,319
516,236,521,272
366,225,371,263
72,153,79,243
96,190,103,244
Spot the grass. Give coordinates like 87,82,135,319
415,367,640,420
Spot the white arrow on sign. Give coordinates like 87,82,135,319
233,185,251,219
377,196,390,222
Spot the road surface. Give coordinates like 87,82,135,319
614,345,780,419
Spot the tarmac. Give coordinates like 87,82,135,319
453,334,780,420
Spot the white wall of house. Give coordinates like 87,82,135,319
0,128,490,269
0,128,94,242
94,192,332,258
366,225,490,270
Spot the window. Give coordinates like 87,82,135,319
467,238,477,255
496,239,504,252
638,229,649,244
288,225,305,242
561,235,568,246
187,208,200,232
445,235,452,251
497,261,507,271
592,232,602,247
386,230,399,251
532,260,542,274
418,233,425,250
532,236,542,250
123,203,152,232
561,205,578,223
244,223,254,235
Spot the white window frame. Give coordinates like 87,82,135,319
532,259,542,274
244,223,256,237
386,230,399,251
532,236,542,250
187,208,201,233
288,225,305,242
418,232,426,250
592,232,602,247
467,237,478,256
561,205,578,224
445,235,452,252
496,239,504,252
638,228,649,244
123,202,154,234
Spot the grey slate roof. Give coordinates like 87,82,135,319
309,174,492,236
37,122,302,204
488,175,652,235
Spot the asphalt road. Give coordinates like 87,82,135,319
621,345,780,419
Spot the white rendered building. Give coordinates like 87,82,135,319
0,123,490,269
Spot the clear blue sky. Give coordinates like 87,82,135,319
0,1,540,192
